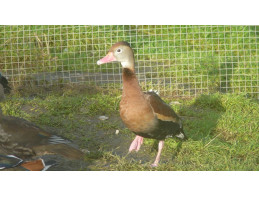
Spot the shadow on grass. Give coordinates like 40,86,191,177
178,94,226,142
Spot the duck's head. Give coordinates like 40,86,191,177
97,41,135,70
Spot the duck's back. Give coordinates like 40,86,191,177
0,116,51,145
0,116,51,157
0,115,84,159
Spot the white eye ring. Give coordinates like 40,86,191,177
116,48,122,53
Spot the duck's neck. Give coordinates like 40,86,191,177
122,67,143,98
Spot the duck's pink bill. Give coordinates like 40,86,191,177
97,53,116,65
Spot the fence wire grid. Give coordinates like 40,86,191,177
0,25,258,98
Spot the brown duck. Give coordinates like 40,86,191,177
97,41,187,167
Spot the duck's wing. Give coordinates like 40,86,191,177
0,155,23,169
144,91,182,126
144,91,187,140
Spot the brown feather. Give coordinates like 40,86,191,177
144,92,181,125
21,159,45,171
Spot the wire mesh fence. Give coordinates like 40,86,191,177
0,25,258,98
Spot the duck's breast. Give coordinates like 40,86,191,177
120,95,158,133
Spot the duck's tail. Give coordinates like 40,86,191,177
175,119,188,140
175,129,188,141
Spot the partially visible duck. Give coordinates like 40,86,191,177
0,115,84,160
0,75,84,161
0,154,55,171
0,73,11,101
97,41,187,167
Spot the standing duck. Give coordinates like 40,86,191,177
97,41,187,167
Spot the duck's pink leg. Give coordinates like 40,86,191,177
129,135,144,152
151,140,164,167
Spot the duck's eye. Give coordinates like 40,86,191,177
116,48,122,53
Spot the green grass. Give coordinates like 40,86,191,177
0,25,258,98
1,85,258,170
